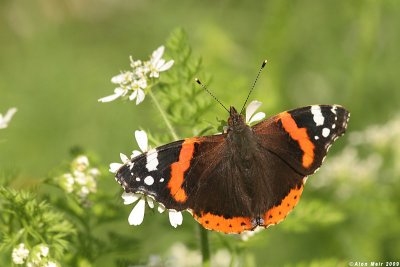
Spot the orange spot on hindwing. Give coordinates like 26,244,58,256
168,138,198,203
263,185,304,226
277,112,315,168
194,213,252,233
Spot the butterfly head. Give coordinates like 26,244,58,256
227,106,246,131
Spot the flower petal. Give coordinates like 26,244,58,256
135,130,148,152
128,198,146,225
131,150,142,158
120,153,129,163
151,46,164,63
146,196,155,208
248,112,266,124
158,204,165,213
136,89,145,105
122,192,141,205
98,88,125,103
109,163,123,173
168,210,183,228
158,60,174,72
129,90,138,101
245,100,262,123
3,108,17,123
98,93,122,103
111,73,125,84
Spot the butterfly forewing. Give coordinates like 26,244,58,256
252,105,349,176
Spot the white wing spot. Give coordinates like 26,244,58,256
332,124,336,129
311,105,325,126
314,136,319,140
159,178,165,182
135,177,140,182
146,149,159,171
322,128,330,138
331,106,337,115
144,176,154,186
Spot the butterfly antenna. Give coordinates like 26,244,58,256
195,78,230,113
239,60,268,114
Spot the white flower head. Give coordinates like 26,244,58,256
0,107,17,129
72,155,89,172
12,243,30,265
245,100,266,125
58,155,99,201
147,46,174,78
37,244,49,258
99,45,173,105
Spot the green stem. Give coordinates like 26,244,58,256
199,225,210,267
148,90,179,140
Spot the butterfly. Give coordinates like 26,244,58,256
114,60,350,233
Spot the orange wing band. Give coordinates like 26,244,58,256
168,138,198,203
263,185,304,226
195,212,253,234
277,112,315,168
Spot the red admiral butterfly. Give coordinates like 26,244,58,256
115,63,350,234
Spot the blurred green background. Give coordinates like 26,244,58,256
1,0,400,266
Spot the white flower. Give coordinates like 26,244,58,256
147,46,174,78
130,58,142,68
99,45,173,105
0,107,17,129
60,173,74,193
37,244,49,258
109,130,149,173
168,210,183,228
240,227,263,241
12,243,29,264
58,155,99,201
128,78,146,105
245,100,266,125
109,153,130,173
44,261,59,267
122,192,155,226
73,155,89,172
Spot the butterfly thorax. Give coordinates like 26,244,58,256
226,106,258,169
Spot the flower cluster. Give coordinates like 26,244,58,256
98,46,174,105
11,243,59,267
109,130,183,228
58,155,100,201
0,107,17,129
